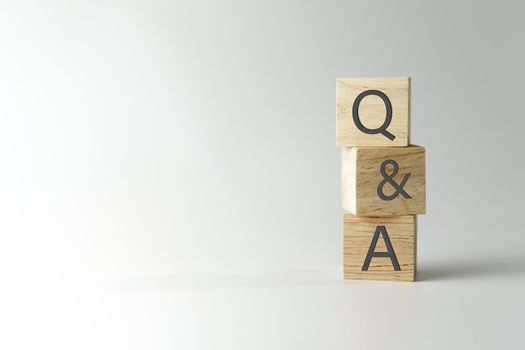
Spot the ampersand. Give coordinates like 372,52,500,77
377,159,411,201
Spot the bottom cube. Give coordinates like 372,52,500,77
343,213,416,282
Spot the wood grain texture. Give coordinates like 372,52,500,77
341,145,426,216
336,77,410,147
343,213,416,282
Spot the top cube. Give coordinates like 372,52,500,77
336,77,410,147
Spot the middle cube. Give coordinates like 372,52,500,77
342,145,426,216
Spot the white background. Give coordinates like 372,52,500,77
1,1,524,349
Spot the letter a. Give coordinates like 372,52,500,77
362,225,401,271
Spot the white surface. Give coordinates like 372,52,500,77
5,262,525,349
1,0,525,348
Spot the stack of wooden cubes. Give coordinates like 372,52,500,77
336,77,426,282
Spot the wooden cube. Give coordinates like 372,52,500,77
342,145,425,216
343,213,416,282
336,77,410,147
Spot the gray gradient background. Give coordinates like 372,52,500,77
1,0,524,349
